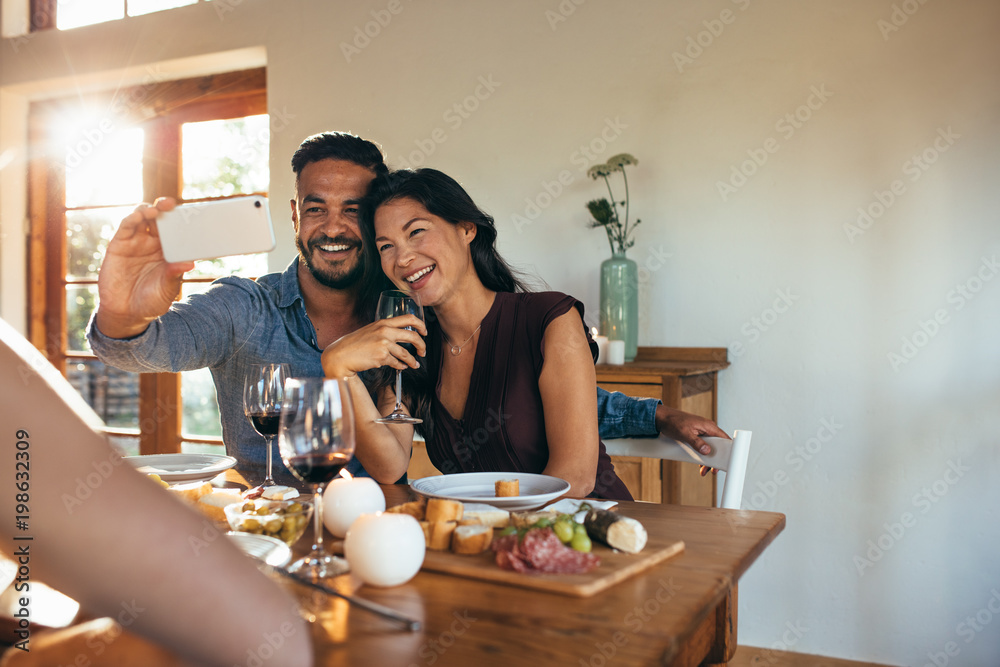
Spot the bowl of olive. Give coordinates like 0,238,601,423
224,499,312,546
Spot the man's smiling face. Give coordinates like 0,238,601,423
291,158,376,290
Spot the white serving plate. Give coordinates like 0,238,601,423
410,472,570,511
226,532,292,568
125,453,238,483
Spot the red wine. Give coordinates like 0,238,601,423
400,325,418,356
248,411,281,437
286,452,351,485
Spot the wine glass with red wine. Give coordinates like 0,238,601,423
243,363,290,489
278,376,356,578
373,290,424,425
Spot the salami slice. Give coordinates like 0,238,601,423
492,528,600,574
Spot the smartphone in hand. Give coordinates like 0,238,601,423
157,196,276,262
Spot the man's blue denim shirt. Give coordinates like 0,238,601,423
87,259,659,486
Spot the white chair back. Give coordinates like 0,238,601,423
602,430,752,509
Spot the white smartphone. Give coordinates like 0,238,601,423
157,195,276,263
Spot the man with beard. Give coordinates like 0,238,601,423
88,132,726,487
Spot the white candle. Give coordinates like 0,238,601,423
323,476,386,538
607,340,626,365
591,327,609,365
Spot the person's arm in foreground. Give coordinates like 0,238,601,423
538,310,602,497
0,320,312,667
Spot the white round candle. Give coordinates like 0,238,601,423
345,513,425,587
322,476,386,538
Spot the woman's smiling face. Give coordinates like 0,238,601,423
373,197,477,308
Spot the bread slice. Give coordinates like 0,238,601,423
197,488,243,523
166,480,212,504
495,479,519,497
386,499,427,520
461,503,510,528
425,498,463,523
427,521,457,550
451,524,494,554
419,521,433,546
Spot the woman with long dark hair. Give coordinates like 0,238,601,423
321,168,630,500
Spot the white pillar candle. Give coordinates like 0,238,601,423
607,340,626,365
593,331,609,365
323,476,386,538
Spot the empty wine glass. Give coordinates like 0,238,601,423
374,290,424,425
243,363,290,489
278,376,356,578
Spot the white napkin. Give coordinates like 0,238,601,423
542,498,618,523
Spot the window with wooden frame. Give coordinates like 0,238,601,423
27,67,268,456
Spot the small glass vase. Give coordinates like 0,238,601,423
599,250,639,362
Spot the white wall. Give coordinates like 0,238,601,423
3,1,999,663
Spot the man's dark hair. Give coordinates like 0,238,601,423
290,131,388,177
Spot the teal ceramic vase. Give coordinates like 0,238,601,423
599,250,638,362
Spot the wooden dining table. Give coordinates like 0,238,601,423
278,483,785,667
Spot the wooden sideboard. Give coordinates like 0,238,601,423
596,347,729,506
406,347,730,507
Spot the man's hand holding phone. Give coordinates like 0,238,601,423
95,198,195,340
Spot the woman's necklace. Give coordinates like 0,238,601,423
444,323,482,356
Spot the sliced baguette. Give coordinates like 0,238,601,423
427,521,457,551
495,478,519,497
197,488,243,523
451,524,494,554
386,499,427,520
166,480,212,504
425,498,463,523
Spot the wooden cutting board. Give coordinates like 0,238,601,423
418,528,685,598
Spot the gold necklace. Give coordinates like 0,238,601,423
444,324,482,356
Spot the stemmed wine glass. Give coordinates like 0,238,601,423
374,290,424,425
244,363,290,489
278,377,356,578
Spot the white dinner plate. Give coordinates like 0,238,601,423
409,472,571,511
124,453,238,483
226,532,291,568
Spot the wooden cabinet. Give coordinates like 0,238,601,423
407,347,730,508
597,347,729,506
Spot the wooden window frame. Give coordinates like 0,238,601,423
27,67,266,454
